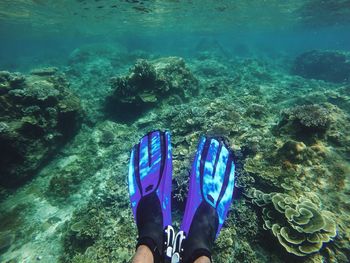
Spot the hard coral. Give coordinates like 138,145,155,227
105,57,198,121
250,190,337,257
0,70,83,187
63,204,104,258
285,105,330,128
277,140,307,163
278,104,330,138
63,182,136,263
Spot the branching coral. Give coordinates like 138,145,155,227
248,190,337,256
283,104,330,129
277,104,331,141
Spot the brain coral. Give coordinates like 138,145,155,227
249,190,337,256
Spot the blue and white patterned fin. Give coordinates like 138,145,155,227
128,130,172,228
181,136,236,237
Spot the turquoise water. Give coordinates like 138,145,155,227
0,1,350,262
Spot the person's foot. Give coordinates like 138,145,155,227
179,136,236,263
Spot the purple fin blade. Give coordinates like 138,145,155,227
150,131,162,166
180,136,236,237
157,131,172,227
180,136,206,234
139,132,162,195
215,161,235,236
128,146,141,220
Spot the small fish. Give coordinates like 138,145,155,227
97,5,104,9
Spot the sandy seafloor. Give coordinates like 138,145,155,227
0,40,350,263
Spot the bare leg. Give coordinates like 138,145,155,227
132,245,154,263
194,256,211,263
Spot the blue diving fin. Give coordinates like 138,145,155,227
178,136,236,263
128,130,172,262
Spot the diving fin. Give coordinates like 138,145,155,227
179,136,236,263
128,130,172,263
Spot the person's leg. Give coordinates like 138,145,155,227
194,256,211,263
132,245,154,263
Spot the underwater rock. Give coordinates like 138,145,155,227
105,57,199,121
0,70,83,187
0,231,15,252
250,190,337,257
293,50,350,83
277,140,307,163
99,130,115,145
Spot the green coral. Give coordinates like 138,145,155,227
232,241,259,263
249,190,337,256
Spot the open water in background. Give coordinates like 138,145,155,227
1,0,350,71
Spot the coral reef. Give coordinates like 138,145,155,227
1,48,350,263
248,190,337,256
277,104,331,140
0,70,83,187
293,50,350,83
62,176,136,263
105,57,199,121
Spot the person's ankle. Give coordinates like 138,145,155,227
194,256,211,263
132,245,154,263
